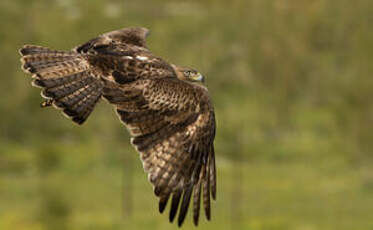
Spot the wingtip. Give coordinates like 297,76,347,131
177,219,186,227
177,212,187,227
169,212,177,223
204,206,211,221
212,190,216,200
169,191,182,223
158,195,169,214
159,205,166,214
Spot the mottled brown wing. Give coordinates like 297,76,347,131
73,27,176,83
75,27,150,54
103,78,216,226
18,27,152,125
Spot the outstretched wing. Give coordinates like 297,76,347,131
74,27,176,83
74,27,150,54
104,78,216,226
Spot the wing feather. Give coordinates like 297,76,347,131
192,170,203,226
105,78,216,226
169,189,182,222
203,155,211,220
178,185,194,226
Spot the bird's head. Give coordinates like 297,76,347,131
173,65,204,83
182,68,204,83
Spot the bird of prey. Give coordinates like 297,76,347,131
19,27,216,227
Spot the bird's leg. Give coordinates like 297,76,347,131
40,99,53,108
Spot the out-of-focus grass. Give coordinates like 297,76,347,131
1,0,373,229
2,142,373,230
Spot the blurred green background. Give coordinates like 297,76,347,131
1,0,373,229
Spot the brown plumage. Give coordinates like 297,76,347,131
19,27,216,226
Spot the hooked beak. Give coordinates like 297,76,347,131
192,72,204,83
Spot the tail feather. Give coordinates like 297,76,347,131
24,59,88,79
20,45,102,124
53,80,101,108
20,45,75,56
41,75,96,99
65,84,102,124
32,71,84,88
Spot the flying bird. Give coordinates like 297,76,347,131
19,27,216,227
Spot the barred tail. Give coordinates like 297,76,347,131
19,45,103,124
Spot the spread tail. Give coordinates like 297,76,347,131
20,45,103,124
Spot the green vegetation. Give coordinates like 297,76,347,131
1,0,373,229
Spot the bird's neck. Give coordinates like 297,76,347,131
171,64,186,81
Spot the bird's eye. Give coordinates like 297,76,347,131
184,70,194,76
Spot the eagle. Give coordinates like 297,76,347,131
19,27,216,227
